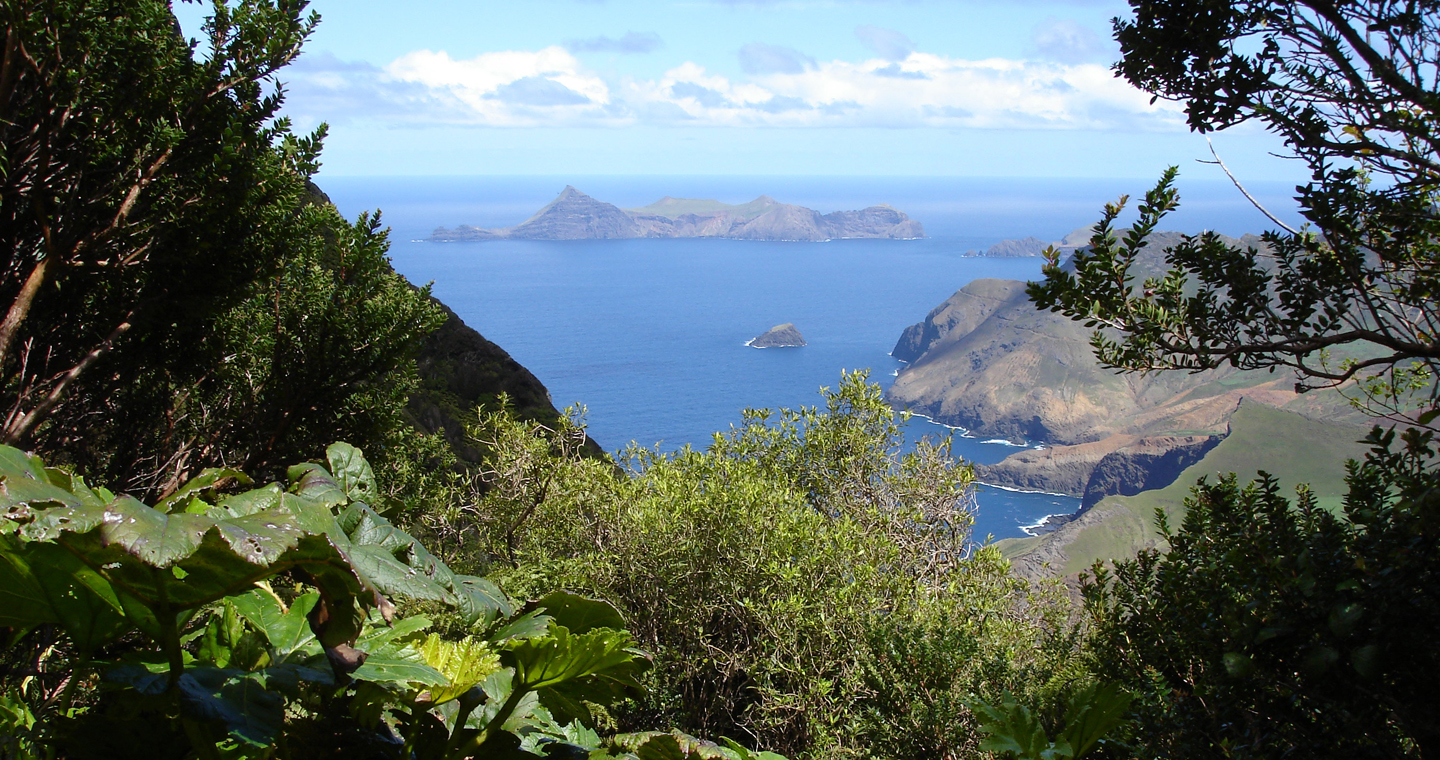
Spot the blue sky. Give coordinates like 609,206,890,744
175,0,1306,181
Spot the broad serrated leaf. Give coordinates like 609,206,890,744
1,473,83,515
231,588,320,660
352,648,447,686
611,732,729,760
327,442,377,502
453,575,512,628
97,496,213,568
288,463,346,507
508,624,642,692
417,633,501,705
346,543,452,603
0,447,47,482
218,484,285,518
209,507,306,566
0,537,128,651
491,609,553,643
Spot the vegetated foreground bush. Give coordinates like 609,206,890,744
419,373,1089,759
0,442,796,760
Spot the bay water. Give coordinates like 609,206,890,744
322,175,1302,541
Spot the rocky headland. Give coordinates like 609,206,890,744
960,226,1095,258
749,323,807,348
888,229,1371,576
975,433,1221,506
430,186,925,243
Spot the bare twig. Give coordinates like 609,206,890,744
1202,137,1302,236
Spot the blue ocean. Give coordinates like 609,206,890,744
322,175,1303,541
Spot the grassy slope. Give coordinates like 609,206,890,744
999,401,1375,575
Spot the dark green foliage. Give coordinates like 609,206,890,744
1025,3,1440,757
0,443,761,760
1029,0,1440,422
0,0,319,446
1082,429,1440,758
1,2,447,502
968,684,1133,760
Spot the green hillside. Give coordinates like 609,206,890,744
1000,401,1376,575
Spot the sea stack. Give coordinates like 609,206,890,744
749,323,807,348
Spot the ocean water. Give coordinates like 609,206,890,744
321,175,1302,541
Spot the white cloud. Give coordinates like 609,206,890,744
381,47,615,125
281,46,1182,131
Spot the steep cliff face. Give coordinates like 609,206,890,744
891,279,1027,364
1079,434,1220,508
430,188,925,242
983,236,1049,257
1000,402,1374,579
973,433,1221,506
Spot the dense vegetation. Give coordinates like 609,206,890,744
1030,0,1440,758
417,375,1085,758
3,0,1438,758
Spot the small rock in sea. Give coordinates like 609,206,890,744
749,323,807,348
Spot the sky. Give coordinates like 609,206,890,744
174,0,1307,181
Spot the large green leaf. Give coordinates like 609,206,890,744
1057,684,1132,758
287,463,347,508
230,588,320,660
508,624,644,693
0,537,128,651
610,732,735,760
351,648,447,686
530,592,626,635
453,575,513,628
326,442,377,502
91,495,213,568
108,663,330,747
154,468,252,514
218,484,285,518
0,473,83,515
416,633,501,705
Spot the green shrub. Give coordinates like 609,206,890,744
435,373,1085,758
0,443,782,759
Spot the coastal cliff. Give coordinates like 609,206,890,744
974,433,1220,504
431,186,925,243
887,231,1357,445
889,229,1372,577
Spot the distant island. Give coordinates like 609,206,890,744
748,323,807,348
960,226,1094,258
430,186,925,243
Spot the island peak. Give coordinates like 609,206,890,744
749,323,807,348
431,188,924,242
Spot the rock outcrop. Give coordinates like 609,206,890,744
431,187,924,242
749,323,807,348
975,433,1220,504
983,236,1049,257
